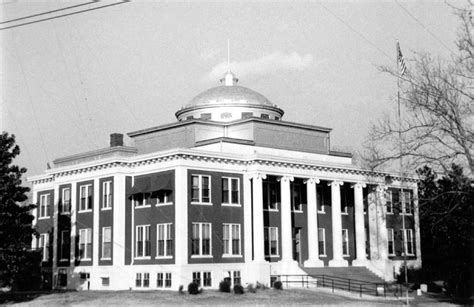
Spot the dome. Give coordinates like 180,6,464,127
175,72,284,122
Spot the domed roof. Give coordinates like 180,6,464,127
184,84,275,108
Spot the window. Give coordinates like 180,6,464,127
165,273,172,288
79,184,93,211
223,224,241,256
192,272,201,286
101,277,110,286
403,229,414,255
386,190,393,214
402,191,413,215
222,177,240,205
136,273,142,287
264,227,279,256
79,228,92,260
260,113,269,119
39,233,49,261
291,182,306,212
157,273,172,288
203,272,212,287
241,112,253,119
318,228,326,256
39,194,50,218
143,273,150,287
136,225,151,258
102,227,112,259
157,223,173,257
191,223,211,256
387,228,395,255
102,181,112,209
191,175,211,204
342,229,349,256
263,180,280,211
233,271,241,285
156,191,172,205
341,202,348,214
200,113,211,120
317,186,327,213
60,230,70,261
61,188,71,213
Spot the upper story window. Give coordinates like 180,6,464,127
136,225,151,258
222,223,241,256
291,182,306,212
241,112,253,119
157,223,173,258
39,194,50,218
342,229,349,256
263,179,280,211
79,184,93,212
264,226,279,256
59,230,70,261
102,181,113,210
191,175,211,204
156,191,172,205
386,190,393,214
402,228,414,255
387,228,395,256
78,228,92,260
260,114,269,119
222,177,240,205
402,191,413,215
39,233,49,262
102,226,112,259
60,188,71,214
317,184,329,214
318,228,326,256
191,223,211,257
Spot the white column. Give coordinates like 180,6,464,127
174,166,188,266
352,182,367,266
92,178,100,266
304,178,324,267
376,185,389,261
70,182,77,266
251,173,266,262
279,176,294,262
328,180,348,267
413,185,422,267
243,172,253,263
52,185,59,289
113,174,126,266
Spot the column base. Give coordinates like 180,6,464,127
276,259,303,275
328,258,348,267
352,258,368,267
303,259,325,268
246,261,271,285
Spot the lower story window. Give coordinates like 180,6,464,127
143,273,150,288
403,229,414,255
192,272,201,286
342,229,349,256
203,272,212,287
165,273,172,288
157,273,172,288
157,273,163,288
264,227,278,256
136,273,149,288
136,273,142,287
318,228,326,256
387,228,395,255
233,271,241,285
101,277,110,286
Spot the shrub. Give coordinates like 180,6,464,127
273,281,283,290
247,283,256,293
188,282,200,295
178,285,184,295
256,281,268,290
219,280,231,293
234,284,244,294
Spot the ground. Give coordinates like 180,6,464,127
1,287,465,306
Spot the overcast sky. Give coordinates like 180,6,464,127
1,0,463,178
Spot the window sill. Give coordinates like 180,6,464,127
101,207,112,211
386,212,394,215
156,202,173,207
100,257,112,261
319,254,327,258
155,256,173,259
402,213,413,216
78,210,93,213
292,210,303,213
343,254,350,257
38,216,50,220
135,205,152,209
222,203,241,207
191,202,213,206
317,211,326,214
134,256,152,260
388,254,396,257
263,209,279,212
59,212,71,216
265,255,280,258
78,258,92,261
341,212,349,215
222,254,243,258
191,255,213,258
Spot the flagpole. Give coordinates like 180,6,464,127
397,40,409,306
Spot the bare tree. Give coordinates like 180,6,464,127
363,6,473,175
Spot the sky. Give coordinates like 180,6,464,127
0,0,464,179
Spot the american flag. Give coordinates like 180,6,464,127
397,42,407,76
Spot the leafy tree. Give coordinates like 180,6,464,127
0,132,41,290
363,7,473,175
417,164,474,297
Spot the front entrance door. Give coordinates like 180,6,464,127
292,227,302,265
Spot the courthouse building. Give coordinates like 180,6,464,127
29,72,421,290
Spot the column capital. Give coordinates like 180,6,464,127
249,173,267,181
304,177,320,185
351,182,366,189
277,175,294,183
328,180,343,187
376,184,388,192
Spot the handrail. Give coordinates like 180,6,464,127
271,274,389,298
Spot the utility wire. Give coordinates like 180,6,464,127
394,0,457,56
0,1,98,24
0,0,129,30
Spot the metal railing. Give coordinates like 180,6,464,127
271,274,392,298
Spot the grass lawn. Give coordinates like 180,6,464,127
2,287,437,306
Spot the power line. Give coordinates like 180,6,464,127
0,0,129,31
394,0,457,55
0,1,98,24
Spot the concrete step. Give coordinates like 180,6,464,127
301,267,385,284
